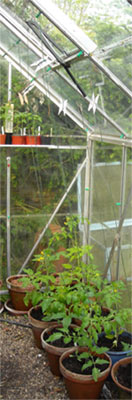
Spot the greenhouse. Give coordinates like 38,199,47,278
0,0,132,399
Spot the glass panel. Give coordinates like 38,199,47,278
0,147,86,278
51,0,132,55
1,23,39,66
1,1,79,55
69,58,131,134
1,3,131,137
38,67,128,136
78,144,132,282
27,14,79,55
102,41,132,92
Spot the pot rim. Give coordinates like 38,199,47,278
28,305,56,329
4,299,29,315
41,324,77,355
111,356,132,393
6,274,34,292
59,346,112,383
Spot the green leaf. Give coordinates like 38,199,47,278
92,367,100,382
47,332,62,343
95,358,109,365
95,346,109,354
78,352,90,360
23,268,33,276
66,293,72,305
41,298,51,313
32,291,42,306
63,316,72,329
23,292,31,306
63,264,72,270
64,336,71,344
115,315,123,325
81,360,93,371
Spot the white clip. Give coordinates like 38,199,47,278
58,99,68,116
88,93,99,114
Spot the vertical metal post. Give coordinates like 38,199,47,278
6,63,12,276
7,157,11,276
116,146,127,280
83,135,93,250
8,63,12,102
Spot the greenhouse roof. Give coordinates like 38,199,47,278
0,0,132,145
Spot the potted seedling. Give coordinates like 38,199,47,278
25,113,42,145
53,301,112,399
97,279,132,365
20,225,69,348
6,274,34,312
21,216,104,349
40,259,112,384
10,110,27,144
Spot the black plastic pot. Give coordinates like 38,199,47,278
40,136,51,145
6,132,12,144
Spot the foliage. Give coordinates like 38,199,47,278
20,216,132,381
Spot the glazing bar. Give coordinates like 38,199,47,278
8,63,12,101
116,146,127,280
83,137,93,249
7,157,11,276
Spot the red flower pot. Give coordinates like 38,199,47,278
6,274,33,311
28,305,56,349
111,356,132,397
0,134,6,144
12,135,26,145
41,324,76,376
26,136,41,145
59,347,112,400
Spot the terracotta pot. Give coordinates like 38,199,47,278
28,305,56,349
59,347,112,400
12,135,26,145
4,299,29,316
111,357,132,398
0,134,6,144
6,274,33,311
26,136,41,145
41,324,76,376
